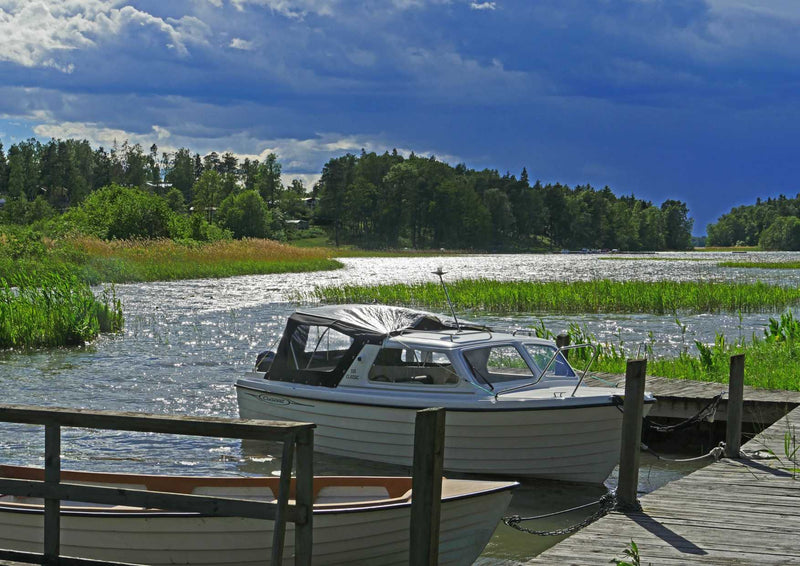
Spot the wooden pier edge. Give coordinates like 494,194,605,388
529,403,800,564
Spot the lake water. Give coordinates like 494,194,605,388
1,251,796,563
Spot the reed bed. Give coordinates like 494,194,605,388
5,237,343,284
718,261,800,269
307,279,800,314
584,311,800,391
0,275,123,349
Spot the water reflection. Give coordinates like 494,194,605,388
0,252,790,562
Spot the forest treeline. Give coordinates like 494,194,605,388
315,151,692,250
707,194,800,250
0,137,693,250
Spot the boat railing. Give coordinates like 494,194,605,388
494,343,601,399
0,404,316,566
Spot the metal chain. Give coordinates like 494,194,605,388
503,491,617,537
643,392,725,433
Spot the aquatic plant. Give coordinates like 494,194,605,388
1,235,343,284
718,261,800,269
306,279,800,315
612,540,645,566
0,274,123,349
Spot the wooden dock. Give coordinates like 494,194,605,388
587,371,800,424
530,402,800,565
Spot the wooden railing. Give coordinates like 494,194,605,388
0,404,315,566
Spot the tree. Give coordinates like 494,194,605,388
316,154,356,247
661,199,693,250
191,170,224,222
759,216,800,250
165,148,196,203
217,190,272,238
68,184,173,239
255,153,282,207
0,143,8,194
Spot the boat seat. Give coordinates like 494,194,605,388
369,365,458,385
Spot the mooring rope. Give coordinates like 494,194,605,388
503,491,617,537
642,441,726,463
644,391,725,433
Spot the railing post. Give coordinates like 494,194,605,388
44,423,61,565
725,354,745,458
271,436,295,566
294,428,314,566
410,408,445,566
556,333,570,359
617,359,647,511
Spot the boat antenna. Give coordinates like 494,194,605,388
432,267,460,331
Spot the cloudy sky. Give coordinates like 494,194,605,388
1,1,798,235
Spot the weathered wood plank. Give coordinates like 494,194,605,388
529,403,800,564
0,404,315,441
0,478,299,521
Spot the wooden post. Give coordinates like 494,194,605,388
409,408,445,566
617,359,647,511
271,437,295,566
725,354,745,459
294,428,314,566
556,333,570,359
43,423,61,565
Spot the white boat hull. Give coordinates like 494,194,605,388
0,479,512,566
237,385,633,484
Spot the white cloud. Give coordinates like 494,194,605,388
230,0,338,19
229,37,255,50
0,1,206,70
470,2,495,11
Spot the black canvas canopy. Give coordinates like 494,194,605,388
264,304,481,387
291,304,460,338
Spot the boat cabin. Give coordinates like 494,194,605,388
258,305,579,392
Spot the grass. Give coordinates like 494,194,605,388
0,274,123,349
305,279,800,315
695,246,759,252
0,236,344,284
557,311,800,391
718,261,800,269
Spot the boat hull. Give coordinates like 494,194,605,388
237,385,632,483
0,482,511,566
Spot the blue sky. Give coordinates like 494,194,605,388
1,1,798,235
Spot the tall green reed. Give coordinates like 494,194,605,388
306,279,800,314
0,274,123,349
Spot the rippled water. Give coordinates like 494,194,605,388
1,251,796,563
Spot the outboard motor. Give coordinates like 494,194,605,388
255,350,276,373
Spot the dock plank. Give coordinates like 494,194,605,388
528,404,800,565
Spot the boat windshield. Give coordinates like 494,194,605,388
523,344,576,379
368,347,460,385
462,345,536,386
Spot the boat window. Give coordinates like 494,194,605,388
463,345,535,385
288,324,354,371
368,347,459,385
524,344,576,378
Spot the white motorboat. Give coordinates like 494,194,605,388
0,464,515,565
236,304,655,484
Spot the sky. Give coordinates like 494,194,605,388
0,1,798,236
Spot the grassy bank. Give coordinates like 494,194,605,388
0,235,343,284
564,311,800,391
305,279,800,314
0,275,123,349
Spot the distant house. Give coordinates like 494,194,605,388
302,197,317,209
286,219,309,230
146,182,173,190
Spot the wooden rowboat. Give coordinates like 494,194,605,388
0,465,516,565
